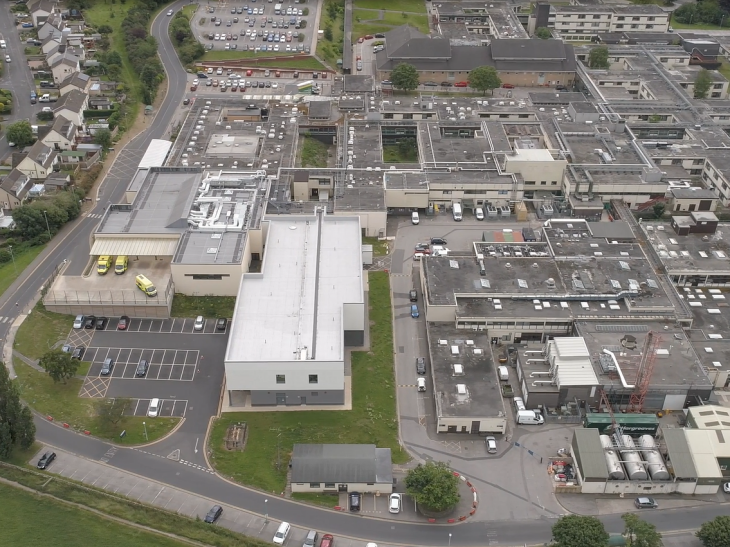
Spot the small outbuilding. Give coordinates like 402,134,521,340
290,444,393,494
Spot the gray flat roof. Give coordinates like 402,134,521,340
429,324,505,419
97,168,202,235
291,444,392,484
643,222,730,274
226,213,363,363
663,429,697,480
573,428,609,480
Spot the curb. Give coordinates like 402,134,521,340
423,471,479,524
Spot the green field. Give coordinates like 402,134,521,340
202,50,327,70
0,245,46,299
363,237,390,257
208,272,407,493
14,301,74,360
0,483,190,547
670,20,726,30
170,294,235,318
301,135,330,167
354,0,428,12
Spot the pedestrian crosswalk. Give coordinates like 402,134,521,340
0,316,13,323
84,213,103,219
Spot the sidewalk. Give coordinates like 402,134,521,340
556,492,726,516
22,445,419,547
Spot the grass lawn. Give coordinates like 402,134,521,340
1,442,42,467
0,466,271,547
301,135,330,167
84,0,140,126
352,22,395,39
291,492,340,508
353,9,429,35
181,4,196,19
383,144,418,163
719,62,730,82
317,0,345,67
363,236,390,257
0,244,45,299
13,359,179,444
0,483,190,547
208,272,407,494
353,0,427,12
670,20,726,30
170,294,235,318
202,50,326,70
14,301,73,360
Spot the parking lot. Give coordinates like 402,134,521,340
188,0,315,54
115,317,226,335
85,347,199,381
127,397,188,417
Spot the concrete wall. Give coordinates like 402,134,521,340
672,198,718,213
436,415,507,434
331,210,387,237
250,388,345,406
291,482,392,494
225,359,345,392
384,187,429,209
43,301,172,318
170,263,243,296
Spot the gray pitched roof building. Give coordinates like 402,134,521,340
291,444,393,485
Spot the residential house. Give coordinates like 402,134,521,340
0,169,33,210
14,141,59,180
38,13,64,41
50,52,81,83
53,89,88,127
60,71,92,96
28,0,57,27
41,114,77,151
41,34,62,56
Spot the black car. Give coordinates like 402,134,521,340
430,237,447,245
37,451,56,469
374,33,386,38
83,315,96,329
216,318,228,331
416,357,426,375
556,85,568,91
95,317,108,330
204,505,223,523
423,81,439,87
117,316,130,330
440,81,453,87
100,358,114,376
349,492,361,511
415,243,430,252
72,346,85,360
409,289,418,302
135,359,149,377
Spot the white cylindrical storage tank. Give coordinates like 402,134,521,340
639,435,670,481
600,435,626,480
618,435,648,480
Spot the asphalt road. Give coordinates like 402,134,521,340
6,4,730,545
0,6,38,158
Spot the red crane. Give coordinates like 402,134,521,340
628,331,661,413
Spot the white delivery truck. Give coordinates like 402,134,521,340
274,3,282,14
516,410,544,425
452,203,462,221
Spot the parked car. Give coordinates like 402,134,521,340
430,237,447,245
83,316,96,329
204,505,223,523
501,83,515,89
416,357,426,374
634,497,658,509
423,81,439,87
72,346,85,360
194,316,205,331
216,318,228,331
411,304,420,318
95,317,108,330
486,436,497,454
349,492,361,511
117,316,130,330
37,451,56,469
409,289,418,302
320,535,334,547
100,358,114,376
73,315,85,329
388,493,401,514
62,344,73,354
135,359,149,377
454,81,468,87
415,243,430,253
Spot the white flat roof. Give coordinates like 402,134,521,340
138,139,172,168
226,213,363,363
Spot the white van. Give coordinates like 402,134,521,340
513,397,526,412
452,203,463,221
475,207,485,221
411,211,420,225
516,410,544,425
417,377,426,392
273,522,291,545
147,398,160,418
498,366,509,381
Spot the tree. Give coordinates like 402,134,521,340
96,397,133,427
5,120,34,147
468,65,502,96
390,63,420,92
622,513,662,547
652,202,665,219
97,24,113,34
323,26,333,41
404,461,460,512
39,350,79,384
398,137,417,159
551,515,609,547
694,69,712,99
93,128,113,151
536,27,552,39
697,516,730,547
0,362,36,458
588,46,610,69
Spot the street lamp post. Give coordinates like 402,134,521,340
8,245,16,275
264,498,268,522
42,210,52,240
143,421,148,441
721,14,726,28
448,533,452,547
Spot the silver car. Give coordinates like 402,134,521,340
486,436,497,454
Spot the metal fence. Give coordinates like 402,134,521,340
43,278,173,307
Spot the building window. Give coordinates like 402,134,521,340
309,374,318,384
276,374,286,384
187,274,227,280
659,57,668,62
311,392,319,396
616,24,623,28
578,14,586,19
648,16,655,21
498,190,509,195
617,16,625,21
442,190,452,195
324,483,335,489
672,159,682,165
310,483,320,488
646,24,653,29
541,181,547,185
